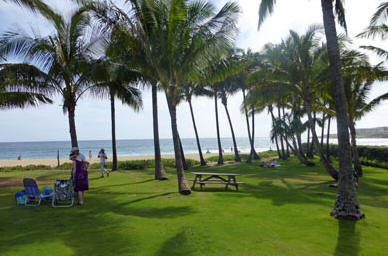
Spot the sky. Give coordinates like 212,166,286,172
0,0,387,142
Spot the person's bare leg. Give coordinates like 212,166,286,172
78,191,84,205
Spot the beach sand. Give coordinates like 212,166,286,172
0,152,233,167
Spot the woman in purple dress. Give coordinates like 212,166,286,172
70,147,89,205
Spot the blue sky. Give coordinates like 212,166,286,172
0,0,387,142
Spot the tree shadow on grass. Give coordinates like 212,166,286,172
155,229,195,256
334,220,360,256
193,160,388,210
0,191,193,256
91,179,154,190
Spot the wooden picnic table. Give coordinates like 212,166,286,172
191,172,243,191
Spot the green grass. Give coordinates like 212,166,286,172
1,157,388,256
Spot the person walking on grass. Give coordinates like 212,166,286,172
69,147,89,206
98,148,109,178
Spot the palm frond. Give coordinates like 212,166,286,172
335,0,347,32
360,45,388,60
370,2,388,26
258,0,276,30
0,91,52,109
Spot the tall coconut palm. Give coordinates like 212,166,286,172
341,50,388,177
258,0,363,220
200,55,244,165
180,83,211,166
217,55,245,163
110,0,239,194
104,21,169,180
90,57,143,171
240,51,261,162
0,2,105,148
247,29,338,177
220,81,241,162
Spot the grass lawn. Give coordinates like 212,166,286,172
1,157,388,256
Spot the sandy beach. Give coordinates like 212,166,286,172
0,153,233,167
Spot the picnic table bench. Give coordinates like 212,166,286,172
191,172,243,191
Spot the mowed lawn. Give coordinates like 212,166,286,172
1,158,388,256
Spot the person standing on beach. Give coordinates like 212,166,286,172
89,150,92,161
98,149,108,178
69,147,88,205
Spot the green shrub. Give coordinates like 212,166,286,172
0,164,52,172
325,144,388,169
205,151,278,162
0,158,201,171
56,163,73,169
90,158,200,170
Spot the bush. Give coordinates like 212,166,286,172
0,164,52,172
205,151,278,162
88,158,200,170
327,144,388,169
0,158,201,171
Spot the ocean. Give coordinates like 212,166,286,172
0,137,272,160
1,137,388,161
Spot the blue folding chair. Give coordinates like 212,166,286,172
23,178,53,207
23,178,42,206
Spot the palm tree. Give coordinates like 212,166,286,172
341,50,388,177
247,29,338,175
237,50,261,162
90,13,169,180
219,81,241,162
90,57,143,171
180,83,210,166
109,0,239,194
0,2,105,148
201,55,245,165
258,0,363,220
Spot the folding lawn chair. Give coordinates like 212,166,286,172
22,178,54,207
52,179,74,208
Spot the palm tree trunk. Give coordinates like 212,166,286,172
178,135,188,170
152,85,167,180
110,91,118,171
242,89,253,157
188,98,206,166
286,136,314,166
321,0,363,219
166,91,190,195
251,107,260,160
296,133,305,157
305,99,339,180
326,116,331,159
307,112,316,158
214,92,223,165
277,106,286,159
321,113,326,149
349,120,362,178
307,126,311,157
269,106,282,159
282,106,290,157
222,98,241,162
68,102,78,148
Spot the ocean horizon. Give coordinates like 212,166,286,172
0,137,273,160
1,137,388,161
